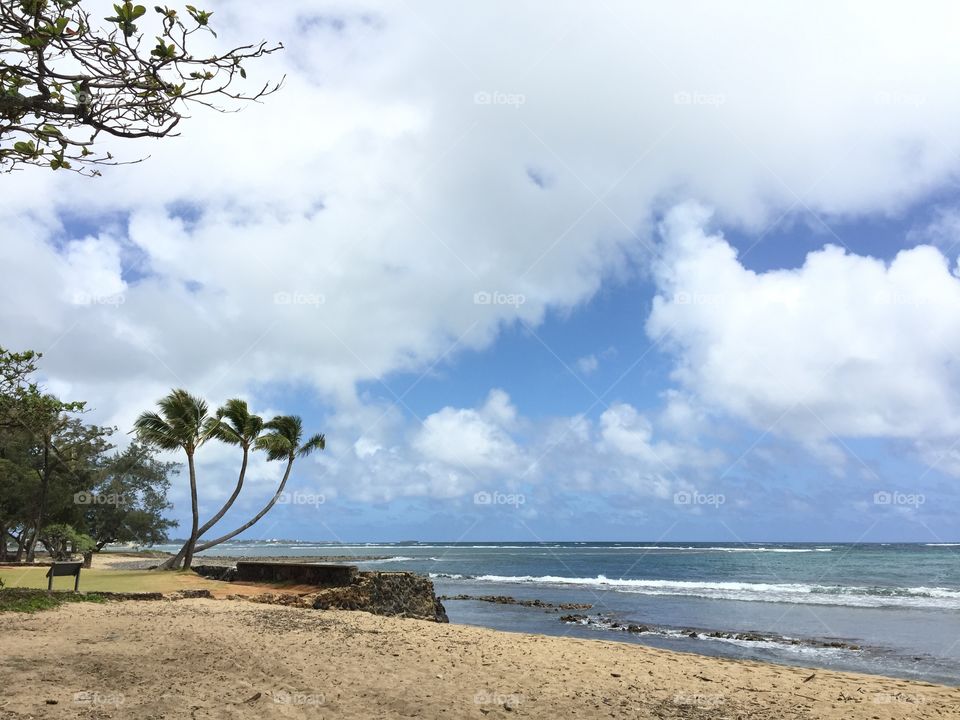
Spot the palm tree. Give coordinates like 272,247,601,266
133,389,213,570
159,398,263,569
193,415,324,553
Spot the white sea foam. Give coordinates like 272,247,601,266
606,546,833,553
465,575,960,609
354,556,415,563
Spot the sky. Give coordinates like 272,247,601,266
3,1,960,543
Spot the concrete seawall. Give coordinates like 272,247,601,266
193,561,448,622
234,561,358,586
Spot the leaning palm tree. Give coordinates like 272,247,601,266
159,398,264,569
193,415,324,553
133,389,214,570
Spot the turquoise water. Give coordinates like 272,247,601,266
156,541,960,683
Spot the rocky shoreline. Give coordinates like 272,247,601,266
558,612,863,651
441,592,863,652
439,593,593,610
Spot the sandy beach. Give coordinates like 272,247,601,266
1,597,958,719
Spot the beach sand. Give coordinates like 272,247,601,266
1,598,958,719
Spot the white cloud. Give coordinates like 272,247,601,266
907,206,960,252
5,1,960,501
293,390,721,507
413,390,522,472
578,346,617,376
599,402,724,473
353,437,382,459
648,202,960,467
576,354,599,375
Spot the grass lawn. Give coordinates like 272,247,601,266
0,588,108,613
0,566,220,594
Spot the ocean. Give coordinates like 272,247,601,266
153,541,960,684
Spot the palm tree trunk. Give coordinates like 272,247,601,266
182,450,200,570
160,448,248,570
194,456,294,553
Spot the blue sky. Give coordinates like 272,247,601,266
161,199,960,544
5,1,960,544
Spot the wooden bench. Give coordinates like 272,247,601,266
46,561,83,592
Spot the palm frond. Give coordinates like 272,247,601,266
297,433,326,458
158,388,209,434
135,389,211,451
132,411,181,450
244,414,265,440
204,416,240,445
213,398,264,445
254,432,293,461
